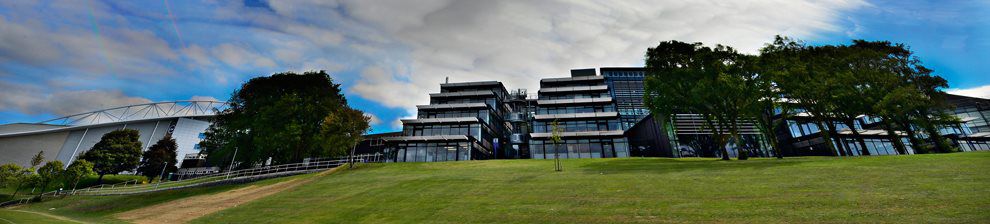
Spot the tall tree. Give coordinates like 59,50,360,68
201,71,371,168
2,164,31,200
36,160,64,193
320,107,371,160
79,129,143,184
63,160,95,191
551,119,563,171
761,37,850,156
30,151,44,170
644,40,760,160
0,164,25,188
751,48,794,159
137,136,179,181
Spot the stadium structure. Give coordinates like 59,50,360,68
0,101,227,168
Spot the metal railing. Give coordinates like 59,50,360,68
67,154,384,196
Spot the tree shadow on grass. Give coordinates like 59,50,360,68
577,157,819,176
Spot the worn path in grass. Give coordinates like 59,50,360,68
193,152,990,223
114,167,342,224
0,209,84,224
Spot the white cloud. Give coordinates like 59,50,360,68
211,44,277,68
189,95,221,102
0,0,873,124
349,66,428,109
947,85,990,99
390,118,403,129
0,81,152,116
365,113,382,125
326,0,869,114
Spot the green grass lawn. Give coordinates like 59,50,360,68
0,174,309,223
193,152,990,223
0,209,78,224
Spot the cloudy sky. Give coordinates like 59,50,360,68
1,0,987,133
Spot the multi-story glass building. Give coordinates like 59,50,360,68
599,67,649,129
775,94,990,156
383,81,512,162
528,71,629,159
369,67,989,162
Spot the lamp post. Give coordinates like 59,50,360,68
226,146,238,180
155,161,167,189
348,133,358,169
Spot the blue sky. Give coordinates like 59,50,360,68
1,0,987,134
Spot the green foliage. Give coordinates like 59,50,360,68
63,160,95,189
201,71,370,168
0,163,28,188
30,151,44,169
644,40,760,160
137,136,179,180
551,119,563,171
36,160,64,192
79,129,143,183
73,174,147,188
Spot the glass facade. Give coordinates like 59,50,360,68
601,68,648,129
384,81,512,162
529,72,630,159
530,138,628,159
379,67,990,161
392,142,472,162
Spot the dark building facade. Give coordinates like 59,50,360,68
529,72,630,159
382,81,512,162
599,67,649,129
369,67,989,162
946,94,990,151
775,94,990,156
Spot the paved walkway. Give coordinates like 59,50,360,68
114,166,340,224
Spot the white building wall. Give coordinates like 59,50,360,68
172,118,211,167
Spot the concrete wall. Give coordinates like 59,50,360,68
172,118,211,166
55,120,177,166
0,131,69,167
1,118,187,168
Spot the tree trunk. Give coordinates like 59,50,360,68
736,135,749,160
922,124,948,153
881,119,907,155
9,181,23,200
823,122,848,156
898,120,923,153
814,121,839,156
844,119,871,156
717,135,730,161
40,180,48,194
97,173,106,185
766,112,784,159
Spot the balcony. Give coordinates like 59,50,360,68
540,75,604,84
533,112,618,121
537,97,613,105
510,133,526,144
507,112,529,122
400,117,480,125
429,90,495,98
537,85,608,94
416,103,488,110
529,130,625,139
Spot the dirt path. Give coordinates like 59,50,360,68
114,167,341,224
5,209,88,224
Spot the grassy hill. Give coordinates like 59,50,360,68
3,174,310,223
195,152,990,223
4,152,989,223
